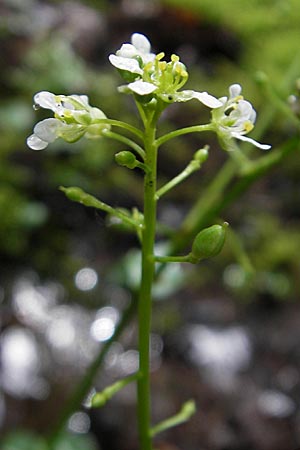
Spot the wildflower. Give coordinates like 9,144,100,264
211,84,271,150
109,34,222,109
27,91,110,150
109,33,155,79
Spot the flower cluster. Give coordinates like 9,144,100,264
27,92,110,150
211,84,271,150
26,33,270,153
109,33,222,108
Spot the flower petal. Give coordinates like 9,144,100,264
109,55,143,75
116,43,137,58
177,90,223,108
127,80,157,95
34,91,58,110
229,84,242,98
34,118,62,143
231,132,271,150
131,33,151,54
27,134,49,150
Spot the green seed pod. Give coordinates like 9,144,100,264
191,222,228,262
194,146,209,164
115,151,137,169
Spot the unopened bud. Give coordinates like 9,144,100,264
115,151,137,169
194,146,209,164
190,222,228,262
91,392,107,408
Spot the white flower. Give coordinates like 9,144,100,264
27,91,110,150
27,118,64,150
167,90,223,109
127,80,158,96
212,84,271,150
110,34,222,109
109,33,155,75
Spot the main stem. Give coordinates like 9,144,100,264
137,119,157,450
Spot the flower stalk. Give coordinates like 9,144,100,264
26,32,273,450
137,119,158,450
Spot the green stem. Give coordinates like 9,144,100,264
96,118,143,139
102,129,145,159
155,159,201,200
156,124,213,148
154,254,191,263
92,372,140,408
170,52,300,253
137,119,158,450
150,400,196,438
174,160,237,250
60,186,140,230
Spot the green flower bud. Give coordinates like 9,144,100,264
115,151,137,169
91,392,107,408
190,222,228,262
59,186,85,202
194,146,209,164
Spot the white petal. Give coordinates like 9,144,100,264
249,108,257,123
128,80,157,95
68,94,90,108
117,43,137,58
61,101,74,111
34,118,62,143
109,54,143,75
193,92,224,108
90,107,107,121
232,132,271,150
178,90,223,108
236,100,253,117
229,84,242,98
218,96,228,104
34,91,57,110
27,134,48,150
131,33,151,54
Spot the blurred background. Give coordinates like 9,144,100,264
1,0,300,449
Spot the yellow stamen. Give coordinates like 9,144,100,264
244,121,254,132
144,62,153,72
158,61,167,71
171,54,180,62
156,52,165,61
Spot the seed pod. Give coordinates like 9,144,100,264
115,151,137,169
191,222,228,262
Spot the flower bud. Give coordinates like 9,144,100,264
194,146,209,164
115,151,137,169
60,186,85,202
91,392,107,408
190,222,228,262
